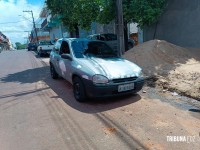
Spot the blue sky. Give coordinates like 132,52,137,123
0,0,45,45
28,0,45,5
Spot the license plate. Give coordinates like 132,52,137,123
118,83,135,92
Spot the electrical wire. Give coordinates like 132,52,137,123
0,20,29,24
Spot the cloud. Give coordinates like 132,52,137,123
0,0,43,45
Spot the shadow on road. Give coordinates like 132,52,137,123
0,56,146,149
188,109,200,120
0,65,142,113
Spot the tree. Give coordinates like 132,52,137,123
93,0,167,50
15,42,26,50
46,0,166,39
123,0,166,28
46,0,100,37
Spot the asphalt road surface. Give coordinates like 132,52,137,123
0,50,200,150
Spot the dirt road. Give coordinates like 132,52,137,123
0,50,199,150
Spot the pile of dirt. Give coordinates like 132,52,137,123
124,40,200,100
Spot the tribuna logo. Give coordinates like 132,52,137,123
167,136,196,143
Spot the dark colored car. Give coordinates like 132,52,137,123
27,43,37,51
87,33,135,51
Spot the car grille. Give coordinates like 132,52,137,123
112,77,138,83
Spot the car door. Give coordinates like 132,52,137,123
58,40,72,82
53,39,62,75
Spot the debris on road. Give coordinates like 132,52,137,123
172,92,178,96
143,90,147,93
124,40,200,100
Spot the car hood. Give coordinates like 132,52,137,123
77,56,142,79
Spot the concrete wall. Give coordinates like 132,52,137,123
144,0,200,48
49,26,63,41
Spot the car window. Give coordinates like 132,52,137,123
60,41,70,55
71,40,117,58
39,41,53,45
105,34,117,41
97,35,106,41
28,43,36,46
86,41,116,57
71,40,89,58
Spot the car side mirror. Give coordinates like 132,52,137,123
61,54,72,61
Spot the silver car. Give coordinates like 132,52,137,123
49,38,144,102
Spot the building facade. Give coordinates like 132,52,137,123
143,0,200,48
0,32,11,51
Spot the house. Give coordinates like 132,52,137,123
0,32,11,50
38,3,142,45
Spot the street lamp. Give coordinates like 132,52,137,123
23,10,39,44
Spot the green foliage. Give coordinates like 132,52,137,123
123,0,166,28
46,0,166,31
95,0,115,24
15,42,26,50
46,0,100,31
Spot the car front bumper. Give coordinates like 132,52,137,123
40,49,52,55
82,78,145,98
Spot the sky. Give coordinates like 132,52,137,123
0,0,45,45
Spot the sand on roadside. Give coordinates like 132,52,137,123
123,40,200,100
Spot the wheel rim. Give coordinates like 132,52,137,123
74,83,80,99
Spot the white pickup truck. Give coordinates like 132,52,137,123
37,40,54,57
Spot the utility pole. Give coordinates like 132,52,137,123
23,10,38,44
116,0,125,56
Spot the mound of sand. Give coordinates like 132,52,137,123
124,40,200,100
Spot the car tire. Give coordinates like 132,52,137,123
38,51,42,57
73,77,87,102
50,64,58,79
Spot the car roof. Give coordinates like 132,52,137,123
58,38,108,44
62,38,92,42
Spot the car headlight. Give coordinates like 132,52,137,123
93,74,109,84
138,71,144,78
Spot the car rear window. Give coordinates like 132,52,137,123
28,43,36,46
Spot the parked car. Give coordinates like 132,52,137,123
27,42,37,51
37,40,54,56
87,33,135,51
49,38,144,102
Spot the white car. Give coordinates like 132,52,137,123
50,38,144,102
37,40,54,57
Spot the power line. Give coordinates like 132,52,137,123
0,31,29,33
0,20,29,24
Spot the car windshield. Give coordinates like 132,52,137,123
104,34,117,41
28,43,36,46
71,40,117,58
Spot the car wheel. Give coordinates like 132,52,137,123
73,77,87,102
38,51,42,57
50,64,58,79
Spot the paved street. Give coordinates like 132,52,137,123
0,50,200,150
